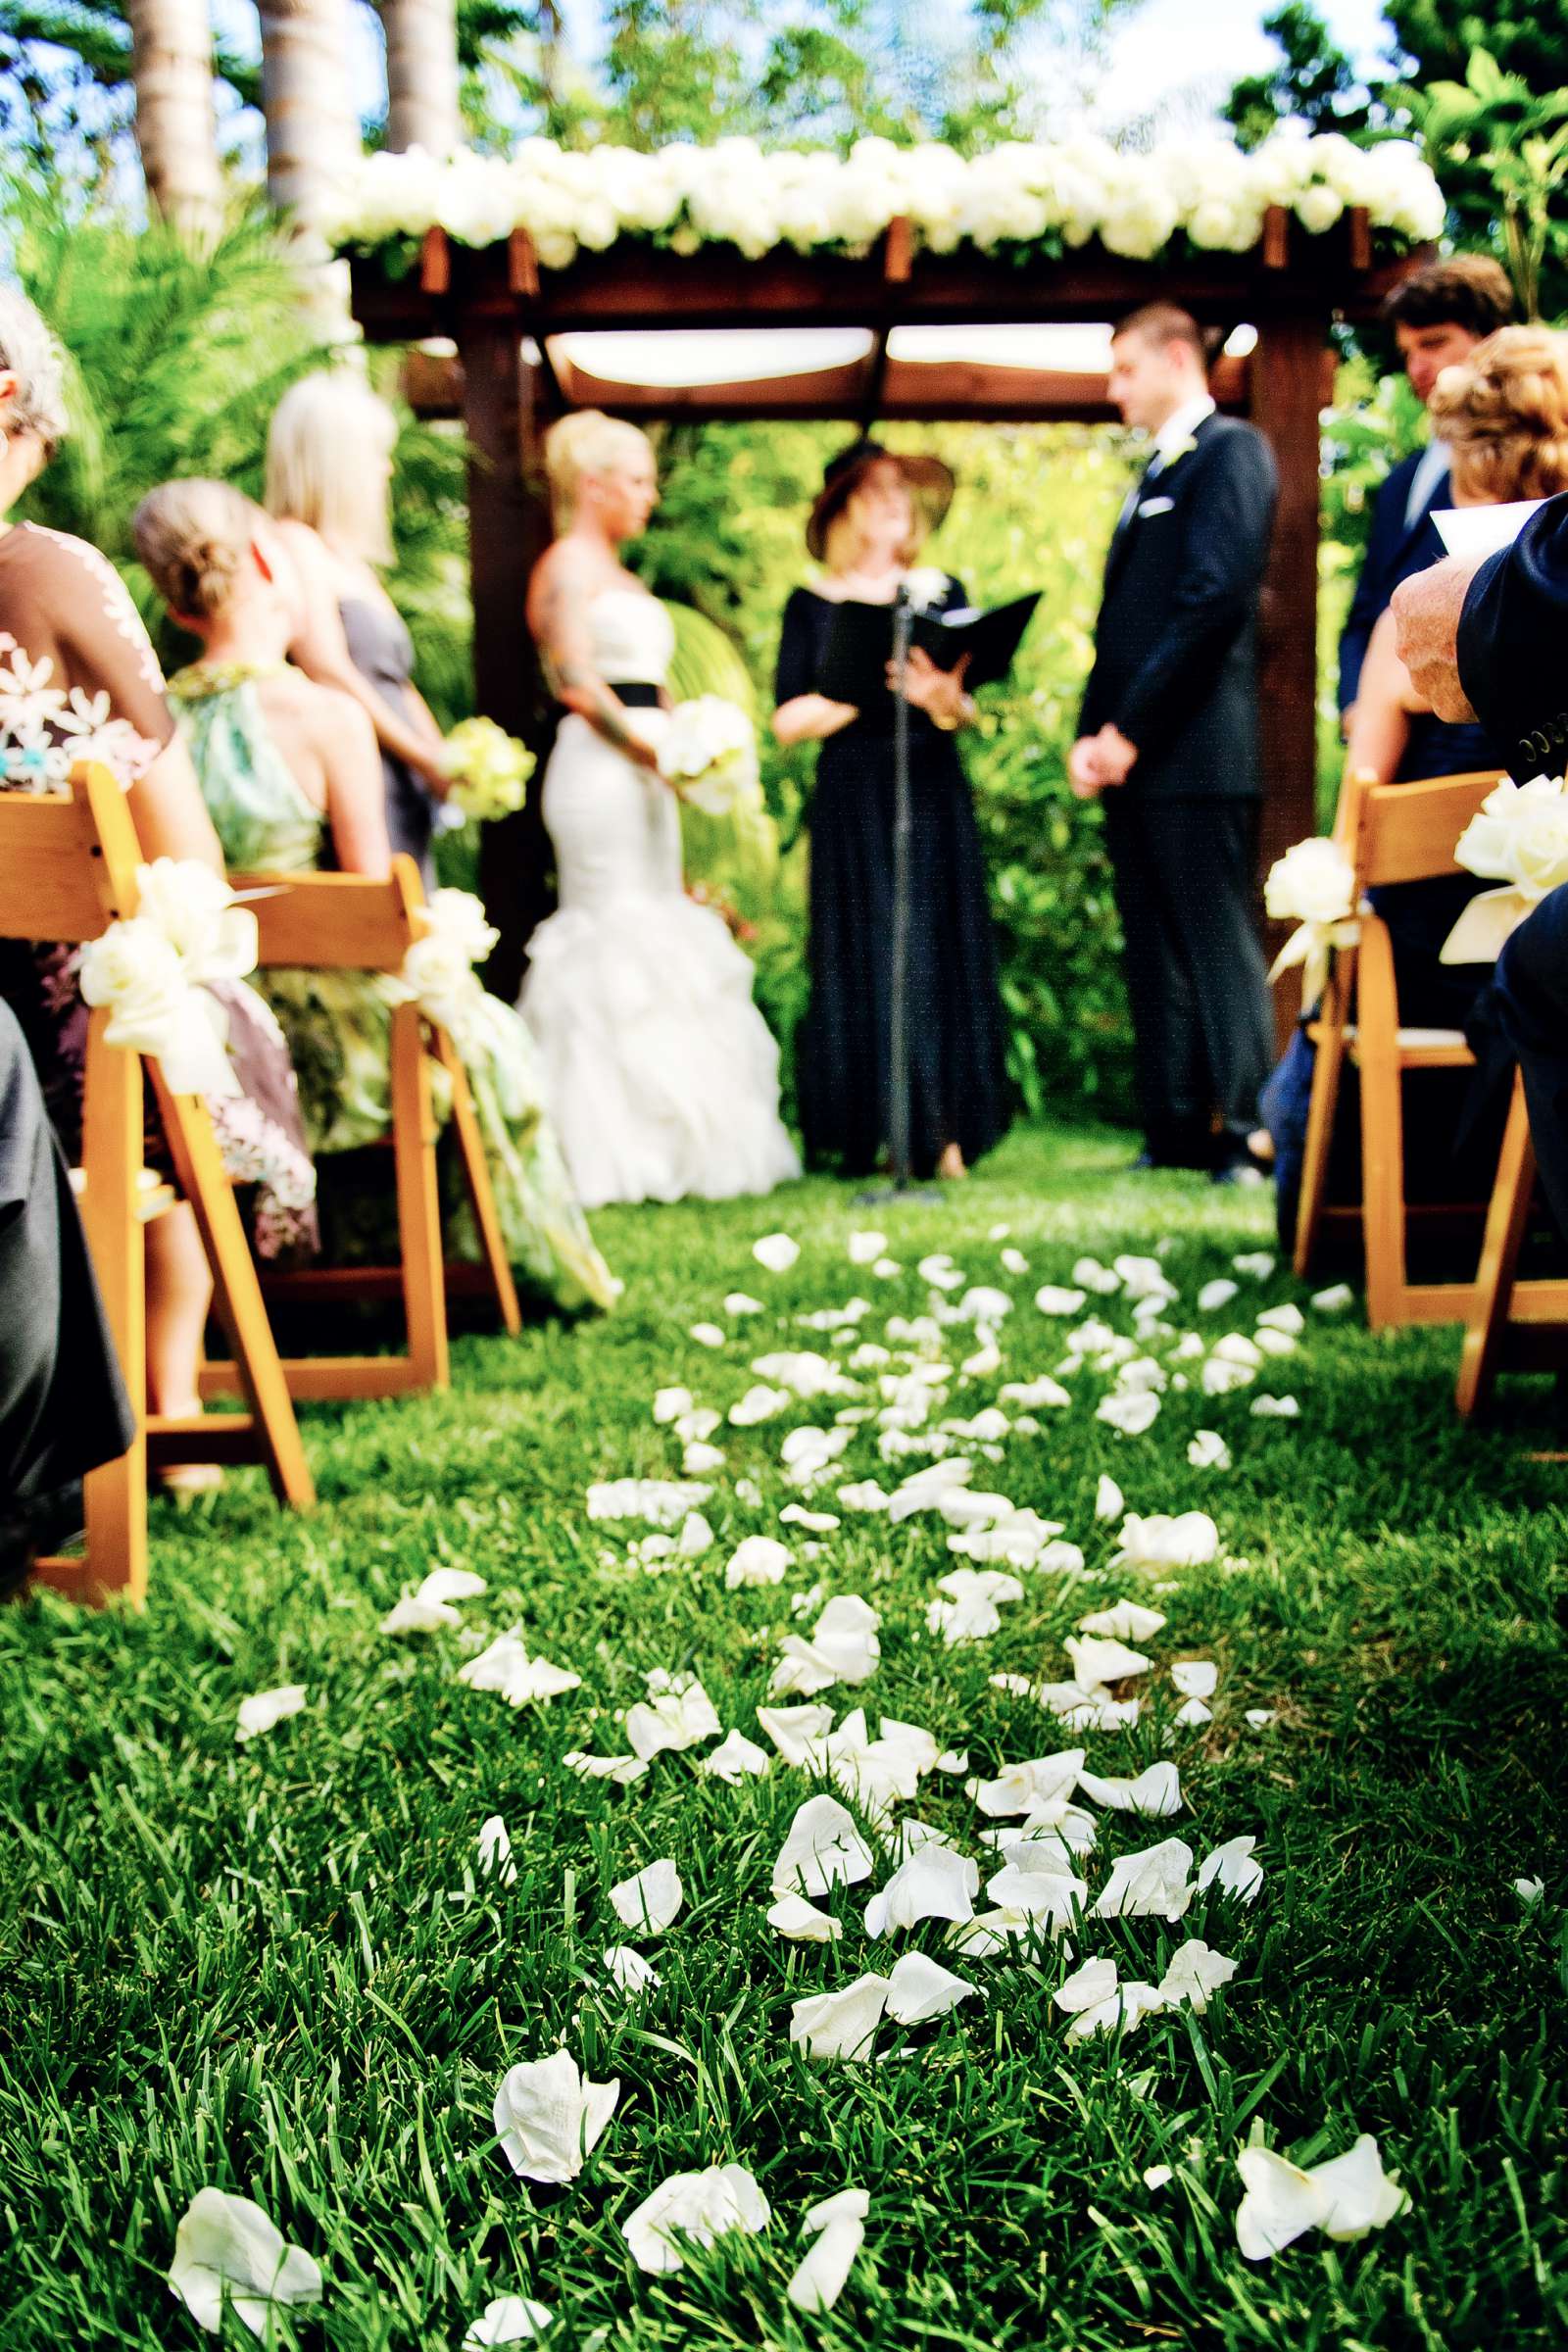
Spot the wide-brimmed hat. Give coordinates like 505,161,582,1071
805,437,956,563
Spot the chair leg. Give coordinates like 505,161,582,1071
432,1027,521,1337
391,1004,450,1392
1456,1072,1536,1419
1355,922,1407,1329
1294,961,1351,1280
152,1071,316,1510
63,1018,147,1605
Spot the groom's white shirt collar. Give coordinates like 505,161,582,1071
1152,391,1217,463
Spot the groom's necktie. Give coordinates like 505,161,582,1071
1111,448,1164,548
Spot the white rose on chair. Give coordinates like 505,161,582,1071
1444,774,1568,962
657,696,761,818
1263,836,1360,1003
77,858,260,1097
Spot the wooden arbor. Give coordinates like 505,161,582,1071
351,209,1423,1003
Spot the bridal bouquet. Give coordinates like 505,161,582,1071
78,858,260,1097
1263,836,1361,1004
658,696,762,819
443,716,535,822
1441,773,1568,962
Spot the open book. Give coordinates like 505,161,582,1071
815,592,1041,705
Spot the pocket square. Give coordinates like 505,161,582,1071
1137,495,1176,517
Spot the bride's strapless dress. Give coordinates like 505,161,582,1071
521,588,801,1210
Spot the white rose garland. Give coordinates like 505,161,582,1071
1442,773,1568,963
77,858,260,1097
1263,836,1363,1005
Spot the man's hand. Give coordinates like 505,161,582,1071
1068,736,1105,800
1390,557,1482,723
1094,723,1138,786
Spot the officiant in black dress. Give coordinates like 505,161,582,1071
772,441,1009,1182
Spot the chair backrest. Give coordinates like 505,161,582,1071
230,855,425,972
1346,766,1504,891
0,762,144,944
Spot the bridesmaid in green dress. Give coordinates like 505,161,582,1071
134,479,615,1314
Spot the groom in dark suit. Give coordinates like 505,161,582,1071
1338,255,1514,722
1071,303,1278,1181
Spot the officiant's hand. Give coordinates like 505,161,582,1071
887,645,970,723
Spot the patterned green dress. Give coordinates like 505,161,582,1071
168,663,615,1312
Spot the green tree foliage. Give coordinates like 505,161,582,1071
1223,3,1384,150
1396,48,1568,320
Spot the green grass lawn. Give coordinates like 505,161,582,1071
2,1121,1565,2351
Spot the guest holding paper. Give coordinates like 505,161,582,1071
1069,305,1278,1184
1338,257,1514,728
772,440,1008,1182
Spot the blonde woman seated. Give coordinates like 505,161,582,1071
265,372,454,890
134,481,615,1312
1260,324,1568,1247
522,412,799,1209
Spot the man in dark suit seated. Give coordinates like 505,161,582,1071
1070,302,1278,1183
1394,492,1568,1236
1338,255,1514,727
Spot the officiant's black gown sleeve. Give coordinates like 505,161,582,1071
776,578,1009,1178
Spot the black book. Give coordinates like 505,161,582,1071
815,591,1041,705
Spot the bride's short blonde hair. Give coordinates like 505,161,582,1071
134,478,259,619
265,370,399,565
544,411,654,521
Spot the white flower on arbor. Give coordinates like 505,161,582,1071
622,2163,771,2274
1198,1835,1264,1903
478,1816,517,1886
625,1671,722,1760
753,1232,801,1273
234,1686,306,1743
1093,1837,1196,1921
1158,1937,1238,2013
724,1535,792,1588
167,2188,322,2338
609,1859,684,1936
492,2050,619,2183
1077,1760,1183,1817
787,2188,869,2313
465,2294,555,2345
790,1971,892,2062
1235,2133,1405,2259
771,1793,876,1898
864,1843,979,1936
701,1729,771,1783
458,1635,581,1707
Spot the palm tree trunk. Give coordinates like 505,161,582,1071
380,0,460,157
258,0,360,233
124,0,222,240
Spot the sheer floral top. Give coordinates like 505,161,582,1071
0,523,318,1255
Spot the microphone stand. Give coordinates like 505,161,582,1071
857,580,940,1206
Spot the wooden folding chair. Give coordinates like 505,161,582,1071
0,762,314,1607
1293,764,1503,1329
1455,1070,1568,1416
200,857,519,1405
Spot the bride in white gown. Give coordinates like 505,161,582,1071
521,412,800,1210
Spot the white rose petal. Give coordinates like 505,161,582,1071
1513,1875,1544,1905
1064,1977,1166,2039
689,1322,726,1348
235,1685,306,1744
885,1948,982,2023
1077,1760,1183,1816
492,2049,619,2184
654,1386,693,1424
753,1232,801,1274
1187,1431,1232,1470
1250,1394,1300,1419
1310,1282,1354,1312
786,2189,867,2313
1143,2165,1174,2191
1078,1599,1166,1641
864,1843,979,1936
1054,1955,1119,2014
968,1750,1085,1816
1174,1697,1213,1727
848,1228,887,1263
1198,1278,1239,1311
790,1971,892,2062
1093,1836,1195,1921
1233,1251,1275,1278
725,1535,793,1588
725,1292,765,1316
622,2163,770,2274
564,1749,647,1785
609,1858,683,1936
702,1728,771,1783
1171,1659,1218,1700
588,1479,711,1524
1095,1474,1124,1520
767,1892,843,1941
1197,1835,1264,1904
603,1945,662,1997
465,2293,555,2346
756,1701,836,1764
478,1815,517,1886
459,1635,581,1707
1097,1391,1161,1436
1067,1635,1152,1685
167,2188,322,2337
772,1792,877,1897
1235,2132,1404,2260
1158,1936,1237,2013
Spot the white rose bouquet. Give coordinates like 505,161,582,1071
394,887,513,1063
1263,836,1361,1004
1442,773,1568,962
658,696,761,818
78,858,260,1096
443,716,536,822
